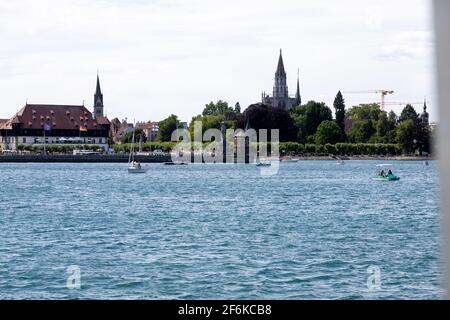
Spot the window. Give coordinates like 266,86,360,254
22,137,26,143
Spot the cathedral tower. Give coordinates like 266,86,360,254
261,50,301,110
272,50,289,108
93,74,104,119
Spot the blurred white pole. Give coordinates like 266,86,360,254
434,0,450,299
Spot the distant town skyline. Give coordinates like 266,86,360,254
0,0,435,122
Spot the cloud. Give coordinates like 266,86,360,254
0,0,436,122
375,31,433,61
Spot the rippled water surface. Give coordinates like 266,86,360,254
0,161,442,299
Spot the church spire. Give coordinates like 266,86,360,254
421,98,429,125
276,49,286,77
295,68,301,106
93,73,104,119
96,75,102,96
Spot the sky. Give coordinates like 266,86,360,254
0,0,436,123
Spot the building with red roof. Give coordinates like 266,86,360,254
0,76,110,152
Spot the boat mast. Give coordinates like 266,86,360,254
128,121,136,165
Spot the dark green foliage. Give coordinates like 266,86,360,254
243,103,298,142
346,103,382,121
157,115,179,142
376,112,390,138
347,120,376,143
290,101,333,142
315,120,342,145
333,91,346,138
235,102,241,114
396,119,417,153
334,143,401,156
188,114,235,139
121,128,147,144
113,142,176,153
399,104,418,122
203,100,236,119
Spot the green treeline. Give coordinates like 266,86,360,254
127,93,432,156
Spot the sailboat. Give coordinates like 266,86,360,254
128,125,149,174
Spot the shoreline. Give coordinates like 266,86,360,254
0,154,433,163
288,155,433,161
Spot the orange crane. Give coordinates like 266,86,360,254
343,90,394,111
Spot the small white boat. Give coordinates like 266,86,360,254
128,162,149,174
127,121,148,174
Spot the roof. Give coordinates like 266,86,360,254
95,116,110,125
110,117,121,125
1,104,109,130
0,119,8,129
136,122,155,130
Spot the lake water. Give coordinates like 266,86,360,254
0,161,442,299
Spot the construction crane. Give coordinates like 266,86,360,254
383,102,424,108
343,90,394,111
350,101,423,107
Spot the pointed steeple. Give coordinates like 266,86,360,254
421,98,429,125
276,49,286,77
96,74,102,97
273,49,289,108
295,68,301,106
93,73,104,119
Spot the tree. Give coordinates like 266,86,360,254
203,100,235,118
122,128,147,144
234,102,241,114
290,101,333,142
347,120,376,143
399,104,418,122
333,91,346,138
416,118,431,155
388,111,398,130
157,115,179,142
188,114,235,138
346,103,382,121
315,120,342,145
243,103,298,142
396,119,416,153
376,112,390,140
383,110,399,143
